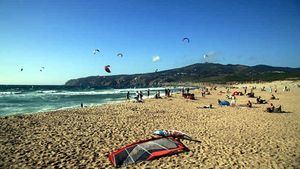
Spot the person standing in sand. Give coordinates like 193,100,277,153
230,95,237,106
140,91,143,101
126,91,130,100
135,91,139,101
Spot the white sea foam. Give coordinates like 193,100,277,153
0,91,23,95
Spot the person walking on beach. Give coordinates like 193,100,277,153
147,89,150,98
140,91,143,101
126,91,130,100
135,91,139,101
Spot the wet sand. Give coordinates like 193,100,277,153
0,81,299,168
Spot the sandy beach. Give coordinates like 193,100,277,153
0,81,299,168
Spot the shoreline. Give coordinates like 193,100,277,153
0,86,187,117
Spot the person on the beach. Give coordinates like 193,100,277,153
230,95,236,106
246,92,255,98
187,88,190,94
257,96,267,104
283,86,287,92
126,91,130,100
274,105,282,113
270,94,276,100
135,91,139,101
155,91,162,99
201,90,205,97
247,100,252,108
147,89,150,97
266,103,275,112
81,103,83,108
203,104,213,109
139,91,143,101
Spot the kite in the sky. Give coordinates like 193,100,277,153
117,53,123,57
93,49,100,55
152,56,160,62
104,65,111,73
182,37,190,43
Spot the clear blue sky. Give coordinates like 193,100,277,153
0,0,299,85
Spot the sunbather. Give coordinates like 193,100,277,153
257,96,267,104
274,105,282,113
246,92,255,98
266,103,275,112
203,104,213,109
270,94,278,100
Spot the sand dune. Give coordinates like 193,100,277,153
0,81,299,168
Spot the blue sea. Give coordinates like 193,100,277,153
0,85,183,116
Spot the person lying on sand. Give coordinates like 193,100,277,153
203,104,213,109
238,100,254,108
246,92,255,98
270,94,279,100
265,103,283,113
256,96,267,104
226,95,233,99
218,91,226,95
274,105,282,113
266,103,275,112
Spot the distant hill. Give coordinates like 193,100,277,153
65,63,300,88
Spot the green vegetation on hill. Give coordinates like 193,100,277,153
65,63,300,88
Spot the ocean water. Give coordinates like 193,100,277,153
0,85,183,116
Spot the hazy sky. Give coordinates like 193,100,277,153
0,0,300,85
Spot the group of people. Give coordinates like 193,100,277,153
124,84,287,113
134,91,144,102
126,88,172,102
164,88,172,97
211,83,287,112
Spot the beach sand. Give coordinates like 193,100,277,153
0,81,299,168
